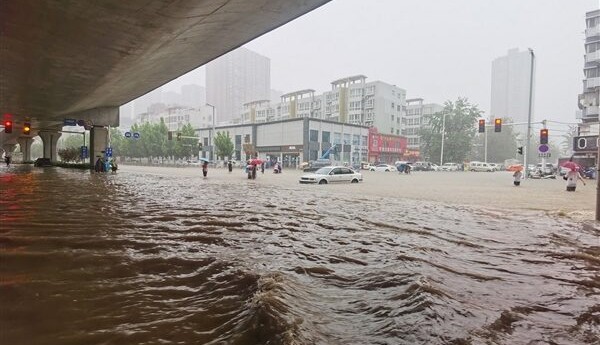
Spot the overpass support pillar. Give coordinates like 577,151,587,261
16,137,34,162
2,144,17,159
39,131,62,162
89,126,109,168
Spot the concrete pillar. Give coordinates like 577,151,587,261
89,126,108,169
38,131,62,162
16,137,34,162
2,144,16,158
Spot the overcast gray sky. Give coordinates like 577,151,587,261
163,0,598,125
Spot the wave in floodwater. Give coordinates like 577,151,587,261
1,166,599,345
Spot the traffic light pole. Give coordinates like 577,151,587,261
484,125,488,162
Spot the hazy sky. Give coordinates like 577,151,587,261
161,0,598,126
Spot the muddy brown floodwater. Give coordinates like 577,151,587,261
1,165,599,345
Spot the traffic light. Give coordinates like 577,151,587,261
23,122,31,135
494,118,502,132
3,120,12,133
540,129,548,145
167,131,173,141
478,119,485,133
517,146,523,155
176,132,182,141
198,142,203,151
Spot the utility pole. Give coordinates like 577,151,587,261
524,48,535,178
206,103,215,161
597,124,600,221
440,110,446,165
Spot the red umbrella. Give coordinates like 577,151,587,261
507,164,523,172
249,158,263,166
561,161,580,171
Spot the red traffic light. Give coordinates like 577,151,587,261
540,129,548,144
3,120,13,133
478,119,485,133
494,118,502,132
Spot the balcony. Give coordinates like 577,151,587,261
583,105,600,118
586,50,600,63
584,77,600,89
586,25,600,38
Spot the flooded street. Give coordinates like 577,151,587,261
1,165,599,344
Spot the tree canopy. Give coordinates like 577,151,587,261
214,131,234,160
419,98,482,164
109,119,198,159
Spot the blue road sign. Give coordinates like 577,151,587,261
133,132,140,139
124,131,132,138
81,146,88,159
105,147,113,157
64,118,77,126
538,144,549,153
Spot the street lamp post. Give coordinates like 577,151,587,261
524,48,535,178
206,103,215,161
440,111,446,165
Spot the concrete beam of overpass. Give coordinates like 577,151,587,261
0,0,331,130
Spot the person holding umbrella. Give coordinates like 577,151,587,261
562,157,586,192
198,157,209,178
512,165,523,186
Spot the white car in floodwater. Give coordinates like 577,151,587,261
299,166,363,184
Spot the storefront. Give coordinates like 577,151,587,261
367,127,408,164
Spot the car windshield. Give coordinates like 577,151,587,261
314,167,333,175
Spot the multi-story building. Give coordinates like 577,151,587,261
206,47,270,123
322,76,406,135
233,75,406,133
490,48,535,139
574,9,600,166
181,84,206,108
139,105,213,131
403,98,444,154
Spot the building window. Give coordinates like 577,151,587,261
343,133,351,144
352,134,360,145
334,132,341,144
322,131,330,143
309,129,319,142
391,115,394,121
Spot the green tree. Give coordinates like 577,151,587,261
214,131,234,160
420,98,482,164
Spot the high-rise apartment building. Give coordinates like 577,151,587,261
403,98,443,152
206,47,270,123
181,84,206,108
574,9,600,165
490,48,535,138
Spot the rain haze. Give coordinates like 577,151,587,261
160,0,598,124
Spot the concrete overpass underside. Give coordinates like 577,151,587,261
0,0,329,160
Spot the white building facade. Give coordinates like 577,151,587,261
403,98,444,152
490,48,535,138
231,75,406,136
574,9,600,165
139,106,213,131
206,47,271,123
196,118,369,167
